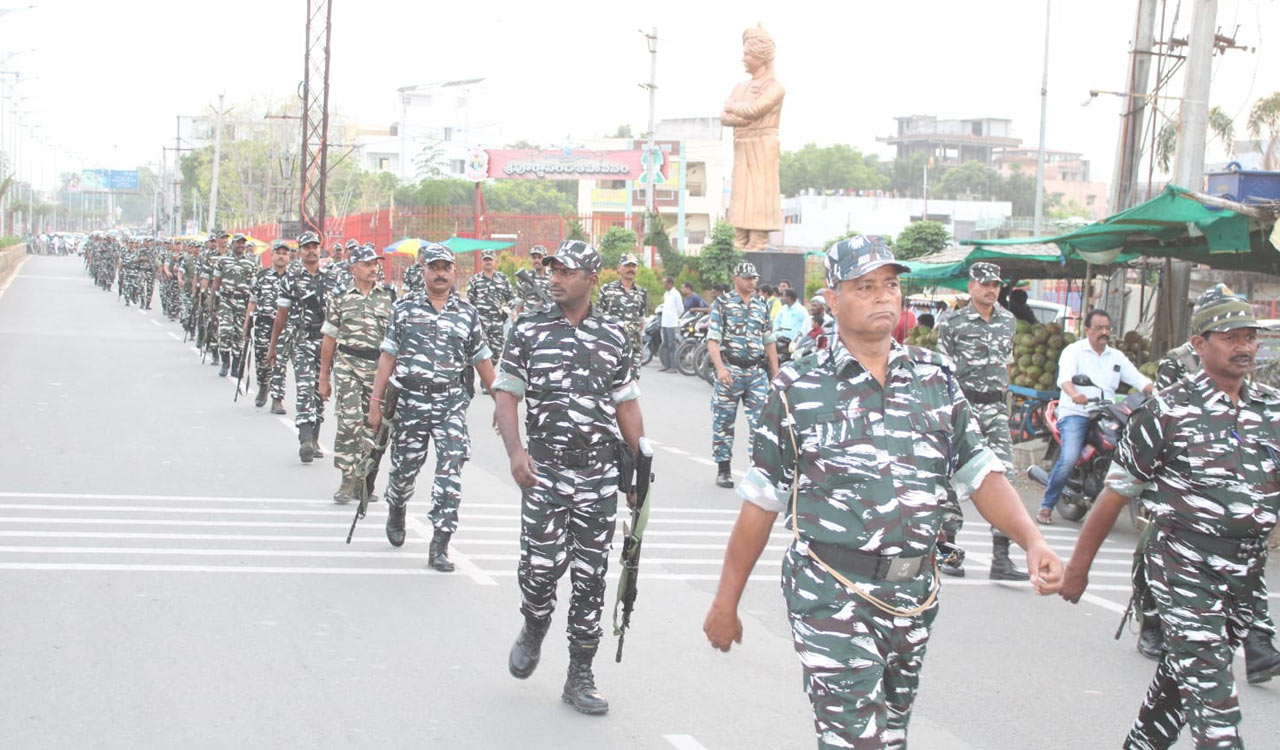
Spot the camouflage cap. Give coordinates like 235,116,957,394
297,231,320,247
231,233,248,243
618,253,640,267
1191,283,1259,336
344,239,360,250
271,238,291,250
480,249,498,259
824,235,907,288
418,241,454,265
733,261,759,278
969,261,1001,283
530,244,547,257
348,243,379,263
212,228,229,238
543,239,601,274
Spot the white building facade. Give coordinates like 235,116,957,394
781,194,1013,249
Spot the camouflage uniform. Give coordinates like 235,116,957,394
251,267,290,403
138,243,156,309
1107,368,1280,750
323,257,395,483
197,244,223,358
401,261,425,296
493,252,638,648
708,274,776,464
514,266,551,312
214,249,259,358
277,264,331,428
381,267,490,534
322,257,353,296
596,266,649,381
1155,341,1200,390
742,340,1002,749
465,263,515,364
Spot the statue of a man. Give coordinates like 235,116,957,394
722,25,784,252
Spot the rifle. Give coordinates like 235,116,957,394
347,382,401,543
233,332,253,401
515,268,553,307
612,436,654,662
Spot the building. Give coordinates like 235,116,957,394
879,115,1021,167
781,194,1012,248
994,148,1109,220
573,117,732,254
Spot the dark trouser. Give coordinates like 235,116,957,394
659,326,678,369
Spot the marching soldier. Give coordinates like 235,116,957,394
323,240,354,294
706,261,778,488
370,242,495,571
513,244,551,316
244,240,293,412
401,246,426,296
704,236,1062,749
269,231,330,463
934,262,1030,581
465,248,515,363
495,239,646,716
1062,284,1280,747
198,232,227,364
211,234,260,378
319,244,396,504
597,252,649,381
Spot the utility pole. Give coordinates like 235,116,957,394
641,27,658,246
207,93,225,231
1032,0,1051,237
174,116,182,236
1109,0,1159,214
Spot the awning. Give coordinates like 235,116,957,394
443,237,516,253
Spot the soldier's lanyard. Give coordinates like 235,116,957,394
777,389,941,619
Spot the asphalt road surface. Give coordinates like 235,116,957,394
2,255,1278,749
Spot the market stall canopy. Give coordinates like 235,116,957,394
442,237,517,253
384,238,426,256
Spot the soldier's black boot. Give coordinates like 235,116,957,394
298,424,315,464
1136,614,1163,661
254,382,269,408
562,642,609,715
332,474,360,504
715,460,734,489
1244,628,1280,684
270,397,286,415
218,352,230,377
939,530,965,578
988,535,1030,581
385,503,406,547
508,617,550,679
310,422,325,458
428,529,456,572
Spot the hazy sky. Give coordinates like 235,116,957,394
5,0,1278,191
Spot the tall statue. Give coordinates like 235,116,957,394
721,25,784,252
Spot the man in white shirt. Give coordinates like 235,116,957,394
772,288,807,342
1036,309,1153,524
659,275,683,371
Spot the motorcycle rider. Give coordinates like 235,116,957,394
1035,309,1152,524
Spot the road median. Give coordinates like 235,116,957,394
0,243,27,294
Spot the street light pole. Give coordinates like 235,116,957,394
1032,0,1051,238
208,93,224,231
641,27,658,249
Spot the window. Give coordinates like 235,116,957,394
442,127,454,142
378,157,390,170
449,159,465,174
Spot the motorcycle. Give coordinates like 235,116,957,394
1027,374,1148,522
640,312,662,367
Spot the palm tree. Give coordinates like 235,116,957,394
1247,92,1280,170
1155,106,1235,173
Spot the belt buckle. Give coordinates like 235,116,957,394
884,556,920,583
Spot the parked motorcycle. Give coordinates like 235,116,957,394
1027,374,1148,521
640,312,661,367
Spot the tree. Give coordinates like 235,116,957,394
597,226,637,268
691,221,741,288
1248,92,1280,170
394,178,473,207
610,124,633,138
935,161,999,200
644,210,681,274
780,142,888,196
484,181,575,214
565,219,587,242
1156,105,1236,173
894,221,950,261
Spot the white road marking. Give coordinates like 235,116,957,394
0,530,423,544
0,562,450,576
0,545,417,559
149,319,161,327
660,445,688,456
664,735,710,750
276,416,298,434
688,457,717,467
404,514,496,586
167,331,182,341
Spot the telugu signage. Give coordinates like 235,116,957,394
484,149,653,181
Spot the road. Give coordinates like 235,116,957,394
1,255,1278,749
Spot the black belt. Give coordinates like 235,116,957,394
1159,524,1269,560
397,374,458,394
963,388,1005,406
807,540,931,583
722,351,764,369
527,440,616,468
338,344,380,362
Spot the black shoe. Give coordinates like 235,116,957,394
332,475,360,504
508,617,550,679
218,352,230,377
385,503,406,547
428,530,456,572
254,382,268,408
562,643,609,715
310,422,325,458
940,559,966,578
989,536,1031,581
1245,628,1280,685
715,460,734,488
1137,615,1163,661
298,423,315,464
270,398,286,415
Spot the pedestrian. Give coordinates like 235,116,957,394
892,303,916,344
773,288,807,342
681,281,707,314
1036,309,1153,524
706,261,778,488
1007,288,1039,326
1124,285,1280,675
934,262,1031,581
1061,284,1280,747
244,240,292,412
317,243,397,504
494,239,646,716
658,275,682,371
372,242,496,572
465,248,515,365
211,234,259,379
269,231,332,464
513,245,551,317
703,235,1062,750
597,253,649,381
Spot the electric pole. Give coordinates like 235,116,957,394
641,27,658,248
1032,0,1051,238
208,93,225,231
1108,0,1158,214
